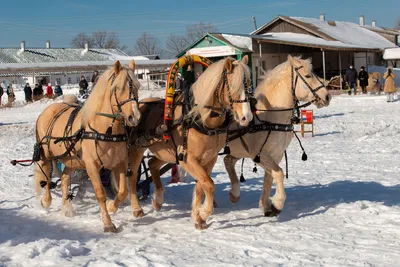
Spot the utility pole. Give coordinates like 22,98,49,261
252,16,257,31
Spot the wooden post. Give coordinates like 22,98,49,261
339,52,342,90
365,52,368,72
322,49,326,82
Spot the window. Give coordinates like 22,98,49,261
138,73,143,79
56,78,61,85
76,77,79,83
67,77,71,84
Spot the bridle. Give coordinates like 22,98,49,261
290,65,325,123
205,67,251,117
96,72,139,120
110,73,138,115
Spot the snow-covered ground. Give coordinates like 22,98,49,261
1,91,400,266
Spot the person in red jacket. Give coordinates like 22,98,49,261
46,83,53,99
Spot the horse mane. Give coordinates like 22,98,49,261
82,66,139,127
189,58,250,122
255,56,312,108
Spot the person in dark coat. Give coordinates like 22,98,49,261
0,84,3,103
79,76,89,96
358,66,369,94
345,64,358,95
24,83,33,102
91,70,100,88
54,84,63,97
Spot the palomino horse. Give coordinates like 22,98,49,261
34,60,141,232
224,55,331,216
127,56,253,229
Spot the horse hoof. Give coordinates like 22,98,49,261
106,200,118,213
152,198,162,211
264,204,281,217
41,199,51,209
63,207,75,218
229,192,240,203
104,224,117,233
194,220,208,230
133,209,145,218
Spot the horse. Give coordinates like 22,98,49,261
34,60,141,232
224,55,331,216
126,56,253,229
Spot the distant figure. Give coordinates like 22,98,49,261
24,83,33,102
176,72,183,92
79,76,88,96
358,66,369,94
54,84,63,97
345,64,358,95
33,84,42,101
0,83,3,104
6,84,15,104
91,70,100,88
46,83,53,98
383,67,397,103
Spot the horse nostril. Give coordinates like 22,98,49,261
241,116,247,121
128,115,134,124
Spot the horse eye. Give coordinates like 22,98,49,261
305,74,312,79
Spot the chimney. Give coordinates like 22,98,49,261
359,15,365,26
319,13,325,21
20,41,25,52
372,20,377,27
46,40,51,49
81,42,89,56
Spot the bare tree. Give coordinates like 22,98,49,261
186,22,217,43
134,32,162,56
92,31,121,49
71,33,94,48
166,34,189,56
396,17,400,30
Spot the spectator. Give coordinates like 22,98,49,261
176,72,183,92
383,67,397,103
54,84,63,97
79,76,88,96
91,70,100,87
0,83,3,104
345,64,358,96
358,66,369,94
6,84,15,104
24,83,33,102
46,83,53,99
33,84,42,101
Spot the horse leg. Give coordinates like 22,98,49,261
148,157,166,211
106,164,128,213
129,149,146,218
259,156,286,216
182,156,216,230
258,168,274,216
34,160,52,209
223,154,241,203
61,167,75,217
86,162,116,233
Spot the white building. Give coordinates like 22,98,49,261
0,41,172,87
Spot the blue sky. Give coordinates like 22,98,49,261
0,0,398,50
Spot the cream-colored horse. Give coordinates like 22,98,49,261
128,56,253,229
34,60,141,232
224,55,331,216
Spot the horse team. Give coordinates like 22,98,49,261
34,55,331,232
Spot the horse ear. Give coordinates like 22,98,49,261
114,61,122,75
241,55,248,65
129,59,136,72
224,57,233,72
288,55,300,66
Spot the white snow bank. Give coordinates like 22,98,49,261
1,95,400,266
